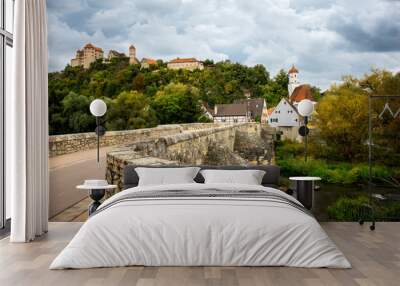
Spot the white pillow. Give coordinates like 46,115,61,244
135,167,200,186
200,169,266,185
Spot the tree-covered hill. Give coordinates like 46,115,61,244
48,57,316,135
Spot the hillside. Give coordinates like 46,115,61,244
48,57,317,135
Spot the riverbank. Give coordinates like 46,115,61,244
276,140,398,185
311,183,400,221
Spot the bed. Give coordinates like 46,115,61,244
50,165,351,269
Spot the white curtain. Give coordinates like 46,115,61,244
9,0,49,242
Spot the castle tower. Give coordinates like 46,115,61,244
129,45,138,64
288,65,300,97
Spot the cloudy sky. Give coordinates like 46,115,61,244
47,0,400,89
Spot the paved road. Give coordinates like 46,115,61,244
49,147,113,218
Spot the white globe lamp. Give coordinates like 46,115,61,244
298,99,314,117
90,99,107,117
89,99,107,164
297,99,314,162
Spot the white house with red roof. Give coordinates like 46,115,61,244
267,97,300,128
267,65,316,126
266,66,317,140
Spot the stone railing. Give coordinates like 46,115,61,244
106,123,276,191
49,123,222,157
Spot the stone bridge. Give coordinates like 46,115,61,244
49,123,276,218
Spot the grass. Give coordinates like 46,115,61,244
327,196,370,221
327,196,400,221
276,140,394,185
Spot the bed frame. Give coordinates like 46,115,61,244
123,165,280,189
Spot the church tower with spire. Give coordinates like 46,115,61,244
288,65,300,97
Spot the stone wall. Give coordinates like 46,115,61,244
276,126,302,142
49,123,221,157
106,123,276,191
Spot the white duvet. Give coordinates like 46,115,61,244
50,183,351,269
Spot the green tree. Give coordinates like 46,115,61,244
61,92,95,134
203,59,214,66
359,69,400,166
312,69,400,163
106,91,158,130
313,80,368,161
133,73,145,91
261,69,289,106
310,86,322,101
152,83,202,124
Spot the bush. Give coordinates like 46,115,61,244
275,140,303,158
385,203,400,218
328,196,400,221
276,140,394,185
327,196,370,221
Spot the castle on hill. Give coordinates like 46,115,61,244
70,44,139,68
70,43,203,70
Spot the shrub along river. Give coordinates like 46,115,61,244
287,181,400,221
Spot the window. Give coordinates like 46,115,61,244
1,0,14,229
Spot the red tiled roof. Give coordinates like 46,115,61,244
290,84,314,103
84,43,103,52
142,58,157,65
288,65,299,74
169,57,200,64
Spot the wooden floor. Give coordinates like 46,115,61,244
0,222,398,286
49,197,90,222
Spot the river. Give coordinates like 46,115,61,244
286,180,400,221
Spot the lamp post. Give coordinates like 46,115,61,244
90,99,107,164
297,99,314,162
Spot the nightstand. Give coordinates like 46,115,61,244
289,177,321,210
77,180,117,215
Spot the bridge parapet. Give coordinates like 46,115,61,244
105,123,276,191
49,123,223,157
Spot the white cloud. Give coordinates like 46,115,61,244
47,0,400,89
